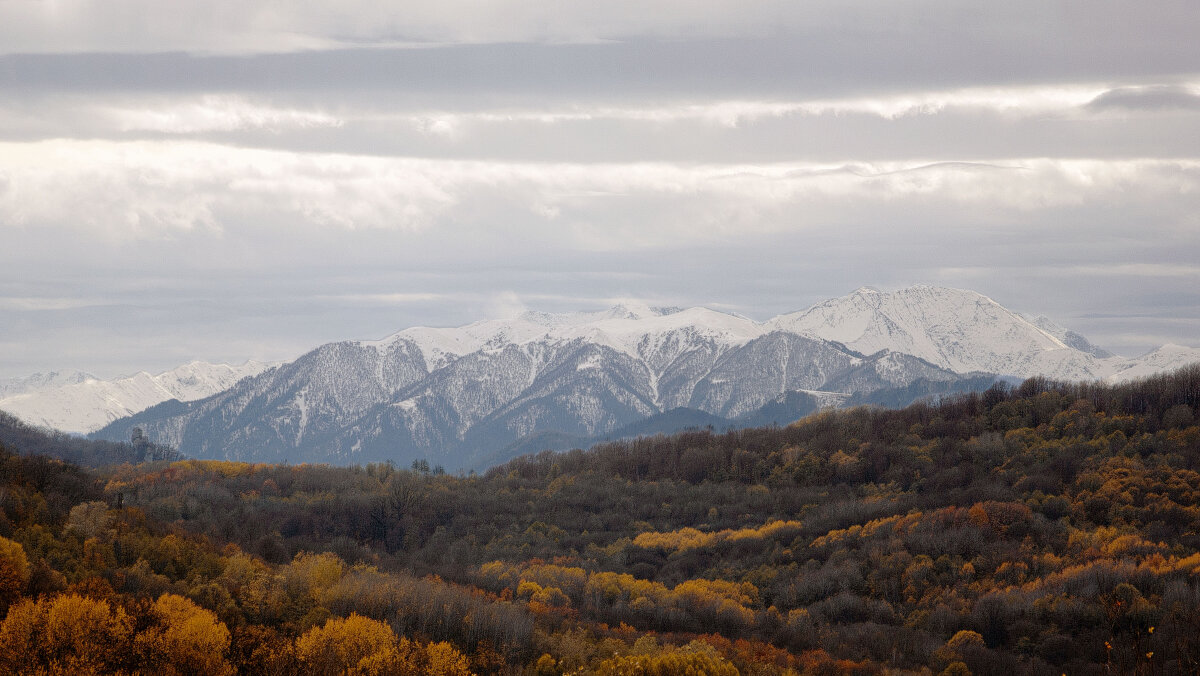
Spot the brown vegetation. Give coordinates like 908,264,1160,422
0,364,1197,673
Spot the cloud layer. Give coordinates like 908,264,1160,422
0,2,1198,378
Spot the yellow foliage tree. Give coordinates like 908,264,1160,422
424,641,475,676
534,653,560,676
0,535,30,610
138,593,234,676
0,599,44,673
295,613,399,676
287,551,347,603
0,593,132,675
387,636,477,676
591,640,738,676
933,629,986,670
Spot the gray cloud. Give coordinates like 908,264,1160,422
1088,85,1200,112
1,0,1198,67
3,21,1198,100
0,2,1198,379
3,146,1197,377
8,82,1200,166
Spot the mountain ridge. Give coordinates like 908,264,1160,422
85,286,1200,469
0,360,274,434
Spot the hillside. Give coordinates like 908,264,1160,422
0,440,517,675
2,364,1195,673
0,410,180,467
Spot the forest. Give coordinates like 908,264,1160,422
1,364,1199,674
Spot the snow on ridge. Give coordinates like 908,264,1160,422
769,285,1074,375
16,285,1200,440
381,316,557,369
1105,344,1200,383
0,370,95,398
153,359,274,401
376,303,766,365
0,360,274,434
1023,314,1072,341
344,286,1195,386
554,305,766,358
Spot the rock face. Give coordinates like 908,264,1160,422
88,286,1200,469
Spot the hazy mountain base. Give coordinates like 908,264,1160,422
0,410,180,468
480,374,1002,470
95,371,999,471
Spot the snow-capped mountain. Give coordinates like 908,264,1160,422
772,285,1102,378
1104,344,1200,383
1022,314,1115,359
0,370,94,398
770,286,1197,383
0,360,274,434
87,286,1200,469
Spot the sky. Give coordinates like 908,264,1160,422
1,1,1199,379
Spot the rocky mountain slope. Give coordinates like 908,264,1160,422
87,286,1200,469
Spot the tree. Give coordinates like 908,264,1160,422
0,593,132,674
0,535,30,611
295,613,400,676
286,551,346,602
591,640,738,675
230,624,298,676
138,593,234,676
424,641,474,676
66,500,112,540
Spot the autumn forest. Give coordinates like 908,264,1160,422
2,365,1200,674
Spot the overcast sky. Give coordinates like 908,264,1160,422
2,1,1199,379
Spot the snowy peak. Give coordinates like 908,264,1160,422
154,360,276,401
0,370,95,398
851,285,884,296
86,284,1200,469
771,285,1077,376
382,303,765,370
0,360,274,434
558,305,763,357
1106,344,1200,383
1023,314,1115,359
598,302,660,321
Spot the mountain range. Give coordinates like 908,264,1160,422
63,285,1200,470
0,361,273,434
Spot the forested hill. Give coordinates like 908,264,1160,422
0,410,180,468
0,364,1198,674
